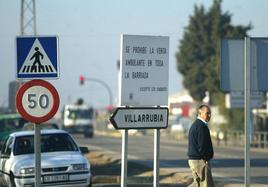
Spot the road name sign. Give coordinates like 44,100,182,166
16,36,59,79
110,107,169,129
120,35,169,106
16,79,60,123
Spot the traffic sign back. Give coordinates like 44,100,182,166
220,38,268,91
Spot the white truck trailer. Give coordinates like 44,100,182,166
62,104,94,138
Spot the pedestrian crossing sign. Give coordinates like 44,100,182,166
16,36,59,79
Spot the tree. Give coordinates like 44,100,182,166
176,5,210,101
176,0,251,129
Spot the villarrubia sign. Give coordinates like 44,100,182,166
110,107,169,129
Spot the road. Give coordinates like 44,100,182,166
74,131,268,186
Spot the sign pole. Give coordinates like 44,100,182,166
121,129,128,187
244,37,251,187
153,128,160,187
118,35,169,187
34,123,41,187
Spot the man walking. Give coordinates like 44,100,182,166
187,105,214,187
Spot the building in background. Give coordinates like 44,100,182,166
168,90,227,132
8,81,23,113
168,90,195,117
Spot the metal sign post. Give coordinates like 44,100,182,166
117,34,169,186
121,130,128,187
34,123,41,187
16,80,60,187
16,34,60,187
221,37,268,186
244,37,251,187
110,106,169,187
153,129,160,187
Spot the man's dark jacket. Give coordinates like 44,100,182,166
187,119,214,161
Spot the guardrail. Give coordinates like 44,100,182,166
212,130,268,149
253,131,268,148
223,131,268,148
166,129,268,149
96,114,268,149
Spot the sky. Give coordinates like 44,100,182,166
1,0,268,110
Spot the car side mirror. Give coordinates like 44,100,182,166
79,146,89,154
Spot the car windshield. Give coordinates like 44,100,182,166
14,133,79,155
67,108,93,119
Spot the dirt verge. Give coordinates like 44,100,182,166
86,150,195,187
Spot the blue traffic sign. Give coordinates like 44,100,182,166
16,36,59,79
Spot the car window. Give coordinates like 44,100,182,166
2,136,14,156
14,136,34,155
42,134,79,152
14,133,79,155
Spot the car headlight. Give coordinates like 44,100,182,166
71,163,89,171
20,167,35,175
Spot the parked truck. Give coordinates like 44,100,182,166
62,103,95,138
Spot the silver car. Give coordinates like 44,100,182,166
0,129,92,187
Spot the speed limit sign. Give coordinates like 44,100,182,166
16,79,60,124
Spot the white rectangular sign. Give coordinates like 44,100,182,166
119,35,169,106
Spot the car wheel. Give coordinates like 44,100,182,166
10,172,16,187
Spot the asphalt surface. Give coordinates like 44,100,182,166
74,131,268,186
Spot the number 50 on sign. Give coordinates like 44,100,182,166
16,79,60,124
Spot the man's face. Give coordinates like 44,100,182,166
200,107,211,122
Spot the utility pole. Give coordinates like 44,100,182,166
21,0,36,35
20,1,40,187
79,75,114,107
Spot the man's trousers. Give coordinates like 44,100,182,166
188,160,214,187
